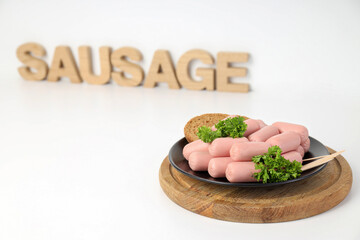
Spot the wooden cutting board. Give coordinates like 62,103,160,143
159,147,352,223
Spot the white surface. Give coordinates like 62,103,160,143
0,0,360,239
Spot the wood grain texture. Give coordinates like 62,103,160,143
78,46,111,85
143,50,180,89
176,49,215,91
159,147,352,223
16,42,48,81
216,52,249,93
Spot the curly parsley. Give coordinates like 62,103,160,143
252,146,302,183
196,116,247,143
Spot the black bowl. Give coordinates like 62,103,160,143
168,136,329,187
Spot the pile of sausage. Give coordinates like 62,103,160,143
182,117,310,183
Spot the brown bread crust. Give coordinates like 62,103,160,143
184,113,249,142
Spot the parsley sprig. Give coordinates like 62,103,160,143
252,146,302,183
196,116,247,143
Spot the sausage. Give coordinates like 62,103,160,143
223,115,237,119
256,119,267,128
248,125,279,142
243,119,261,137
208,137,248,157
208,157,235,178
188,151,213,171
182,139,210,160
272,121,309,143
211,115,237,131
301,138,311,152
225,162,260,182
266,132,301,153
296,145,305,158
230,142,271,161
282,151,303,163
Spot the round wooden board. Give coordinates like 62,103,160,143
159,147,352,223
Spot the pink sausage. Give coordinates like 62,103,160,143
224,115,237,119
301,138,311,152
244,119,261,137
282,151,303,163
211,115,235,131
208,157,235,178
188,151,213,171
226,162,260,182
230,142,271,161
208,137,248,157
248,125,279,142
256,119,267,128
182,140,210,160
266,132,301,153
272,122,309,143
296,145,305,158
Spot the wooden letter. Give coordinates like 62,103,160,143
111,47,144,87
143,50,180,89
216,52,249,92
78,46,111,85
48,46,82,83
16,42,48,81
176,49,215,90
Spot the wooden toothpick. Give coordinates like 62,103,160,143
301,150,345,171
303,155,330,162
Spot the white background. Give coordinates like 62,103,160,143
0,0,360,239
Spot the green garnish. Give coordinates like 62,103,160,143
252,146,302,183
215,116,247,138
196,116,247,143
196,126,222,143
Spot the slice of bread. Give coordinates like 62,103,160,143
184,113,249,142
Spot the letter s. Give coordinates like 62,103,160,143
16,42,48,81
